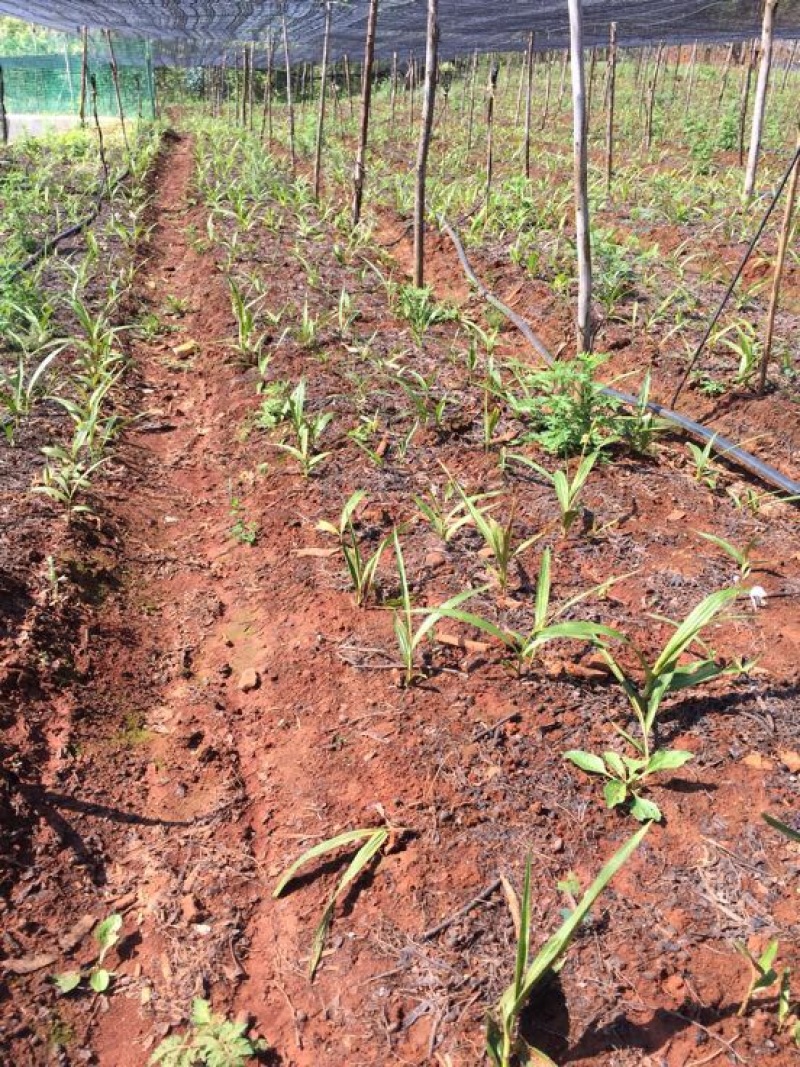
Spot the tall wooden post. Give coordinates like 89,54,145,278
466,48,478,151
352,0,379,227
759,131,800,391
314,0,332,200
523,32,535,177
0,64,8,145
390,50,398,126
644,41,664,150
78,28,89,128
485,61,499,206
738,38,758,167
605,22,617,194
745,0,778,200
541,49,553,129
717,41,734,106
105,30,130,153
568,0,593,354
282,10,296,170
413,0,439,289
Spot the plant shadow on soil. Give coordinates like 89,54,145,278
523,976,748,1063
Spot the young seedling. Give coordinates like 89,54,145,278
0,348,61,444
565,587,740,821
696,531,761,580
227,278,266,361
413,482,499,544
149,997,268,1066
734,938,799,1043
391,530,485,686
273,825,393,979
507,451,600,535
486,823,651,1067
229,491,258,545
317,491,389,606
442,549,624,676
449,475,541,592
275,379,332,478
54,913,122,995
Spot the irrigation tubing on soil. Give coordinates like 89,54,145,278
4,167,131,283
439,216,800,500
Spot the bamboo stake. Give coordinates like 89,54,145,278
781,40,797,90
759,130,800,391
414,0,439,289
671,43,682,96
344,54,353,120
644,41,664,150
352,0,379,227
485,61,499,208
248,43,255,130
105,30,129,154
523,32,534,178
314,0,332,200
683,40,698,110
466,48,478,151
78,27,88,128
409,54,416,133
605,22,617,194
541,49,553,129
514,46,526,125
558,48,568,108
738,38,758,167
90,73,109,190
0,64,8,146
744,0,778,201
568,0,593,353
282,10,296,171
587,45,597,119
717,41,735,107
390,50,398,126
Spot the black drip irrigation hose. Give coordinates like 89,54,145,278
439,216,800,500
4,167,131,285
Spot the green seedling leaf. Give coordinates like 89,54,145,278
273,828,381,898
89,968,112,993
630,796,662,822
604,779,628,808
54,971,82,994
762,813,800,843
603,751,627,779
564,750,607,776
646,749,694,774
95,913,123,954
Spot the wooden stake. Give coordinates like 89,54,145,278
605,22,617,194
514,46,526,125
105,30,129,154
282,10,296,171
390,50,398,126
558,48,569,108
0,64,8,146
352,0,379,227
744,0,778,200
568,0,593,353
413,0,439,289
644,41,664,150
466,48,478,151
485,60,499,208
314,0,332,200
781,39,797,90
78,27,88,128
587,45,597,119
344,53,353,120
541,49,553,129
523,32,535,177
759,131,800,392
90,73,109,190
717,41,734,107
738,38,758,168
261,34,273,140
248,43,255,130
684,40,698,110
671,43,682,97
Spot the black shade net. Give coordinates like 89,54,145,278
1,1,799,65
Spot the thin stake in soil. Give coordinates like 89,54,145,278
78,26,88,128
314,0,332,201
744,0,778,200
568,0,593,353
760,128,800,392
413,0,439,289
282,9,296,171
605,22,617,194
352,0,379,227
0,63,8,145
105,29,129,155
523,31,535,178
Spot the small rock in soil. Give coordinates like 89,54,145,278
238,668,261,692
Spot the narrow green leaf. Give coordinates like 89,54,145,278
762,813,800,843
273,829,380,898
534,549,551,631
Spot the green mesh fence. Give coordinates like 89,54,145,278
0,30,154,118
